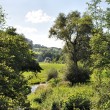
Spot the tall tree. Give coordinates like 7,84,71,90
87,1,110,109
0,5,5,29
90,30,110,69
0,30,42,109
87,0,105,29
87,0,110,68
49,11,93,75
0,30,42,72
0,63,31,109
87,0,110,32
0,5,42,109
5,26,18,36
105,3,110,32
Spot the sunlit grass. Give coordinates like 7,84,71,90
23,62,65,85
28,83,93,110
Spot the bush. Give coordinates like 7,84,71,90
34,86,53,104
47,68,58,81
65,65,90,85
51,101,61,110
63,93,91,110
48,78,61,87
90,69,110,110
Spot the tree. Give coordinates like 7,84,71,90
49,11,93,77
87,0,110,69
0,62,30,109
0,30,42,72
90,30,110,69
0,30,42,109
0,5,5,29
105,0,110,33
87,1,110,109
87,0,105,29
5,26,18,36
87,0,110,32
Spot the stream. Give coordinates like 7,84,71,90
31,83,47,93
31,85,39,93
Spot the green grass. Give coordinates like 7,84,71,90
25,63,110,110
23,62,65,85
26,62,93,109
28,83,93,110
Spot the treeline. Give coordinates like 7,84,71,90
33,44,65,63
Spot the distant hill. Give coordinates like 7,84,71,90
33,44,64,63
33,44,48,49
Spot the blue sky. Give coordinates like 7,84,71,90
0,0,105,48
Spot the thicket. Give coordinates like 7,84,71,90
47,68,58,81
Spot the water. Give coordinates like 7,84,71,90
31,83,47,93
31,85,39,93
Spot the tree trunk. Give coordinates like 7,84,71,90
72,38,78,75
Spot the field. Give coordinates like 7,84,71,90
24,63,110,110
23,62,65,85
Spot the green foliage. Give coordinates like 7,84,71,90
33,44,64,63
47,68,58,81
87,0,105,29
90,69,110,109
34,87,53,104
0,97,8,110
49,78,61,87
65,62,90,85
28,86,53,109
0,30,42,72
49,11,93,80
23,63,65,85
63,93,90,110
105,7,110,30
49,11,92,62
90,31,110,69
87,1,110,109
0,62,31,109
28,83,93,110
87,0,110,31
0,5,5,28
51,101,61,110
0,28,42,109
5,26,18,36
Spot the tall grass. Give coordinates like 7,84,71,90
23,62,65,85
28,84,93,110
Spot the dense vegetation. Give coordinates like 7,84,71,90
0,8,42,109
33,44,64,63
0,0,110,110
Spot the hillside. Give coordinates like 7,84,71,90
33,44,64,63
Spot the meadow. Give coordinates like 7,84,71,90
23,62,65,85
23,62,110,110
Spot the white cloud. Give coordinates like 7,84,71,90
14,25,37,35
33,35,64,48
25,10,51,23
14,25,63,48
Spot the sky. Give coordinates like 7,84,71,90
0,0,107,48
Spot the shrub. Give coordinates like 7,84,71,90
63,93,91,110
48,78,61,87
34,86,53,104
65,65,90,85
90,69,110,110
47,68,58,81
51,101,61,110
